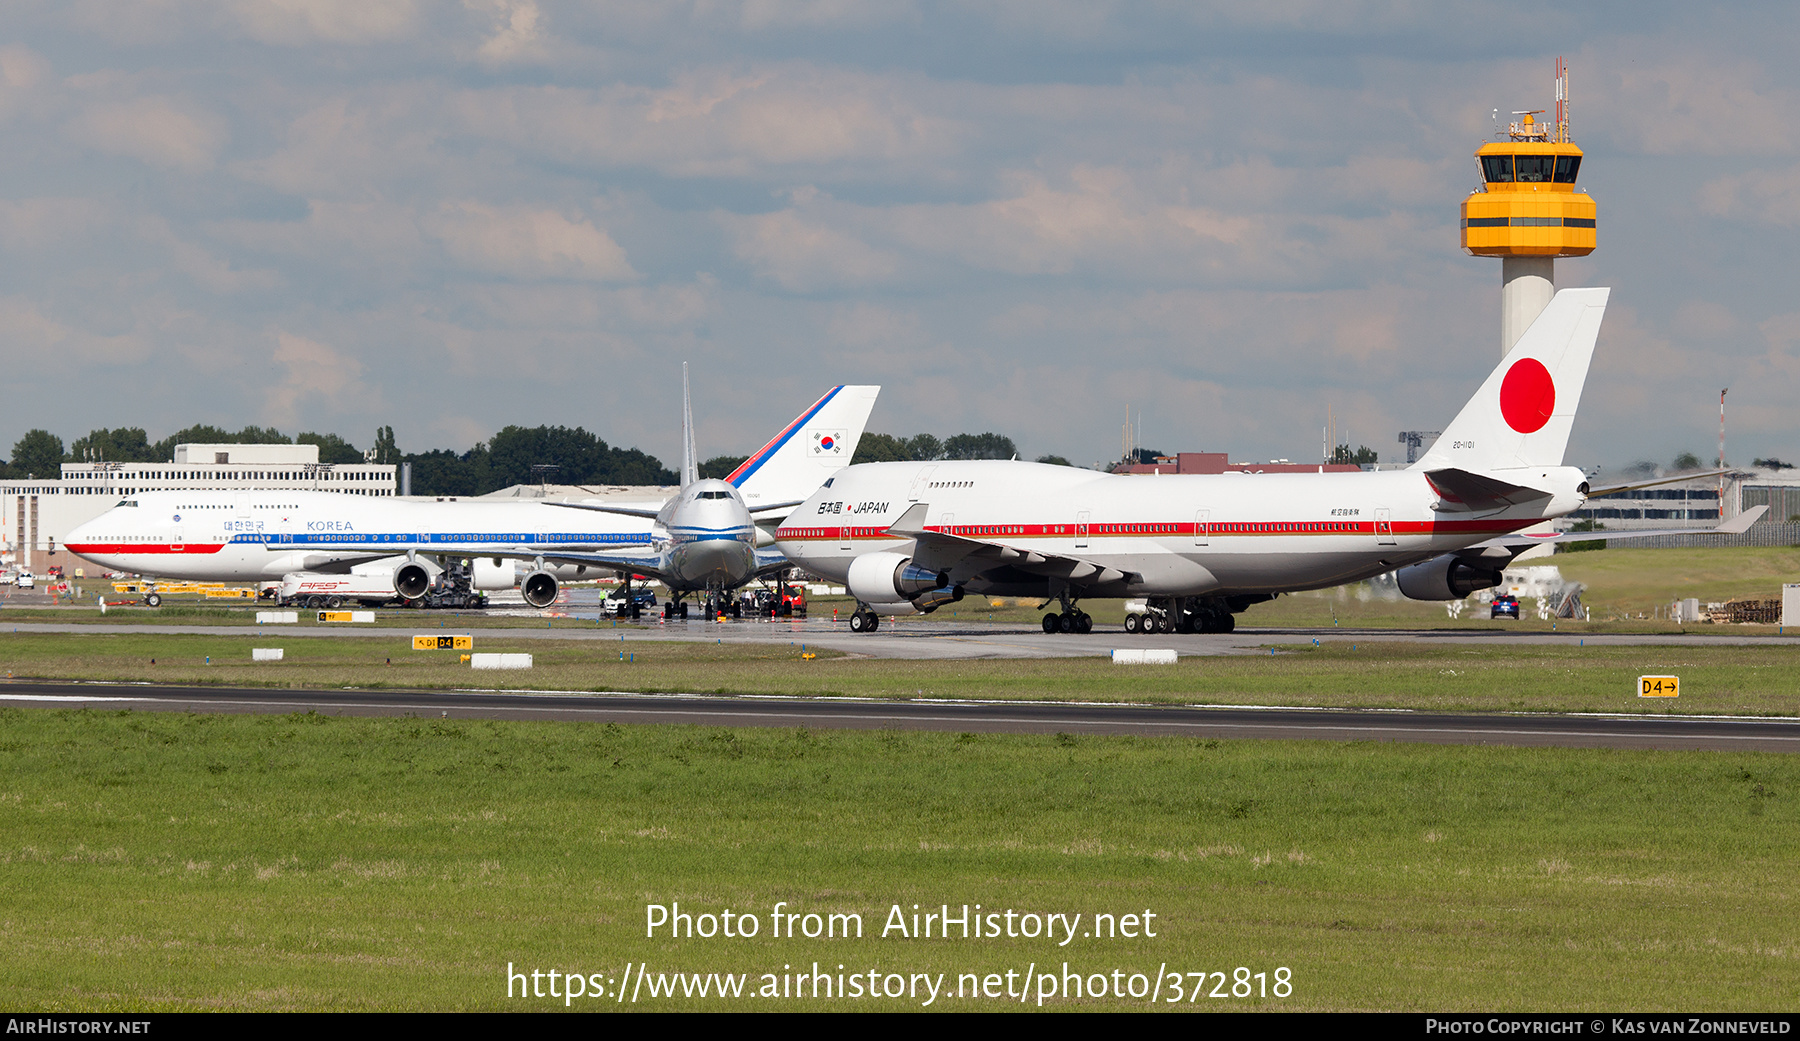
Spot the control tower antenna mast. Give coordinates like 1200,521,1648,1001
1461,58,1596,355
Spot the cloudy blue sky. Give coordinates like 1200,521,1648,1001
2,1,1796,471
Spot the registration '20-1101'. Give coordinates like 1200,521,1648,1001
1163,967,1291,1001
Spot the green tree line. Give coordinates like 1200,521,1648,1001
3,424,1056,491
1,424,675,495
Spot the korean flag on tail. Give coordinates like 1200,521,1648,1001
811,430,846,456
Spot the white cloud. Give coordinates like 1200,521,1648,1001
67,95,226,172
0,46,50,118
262,330,380,426
211,199,430,281
427,201,636,281
454,66,961,178
0,296,152,369
137,217,284,294
229,0,419,45
722,207,898,291
468,0,546,62
1699,163,1800,227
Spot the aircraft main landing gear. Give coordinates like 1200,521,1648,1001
1041,589,1093,635
849,608,880,632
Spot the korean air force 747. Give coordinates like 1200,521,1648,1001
774,289,1764,634
66,381,879,610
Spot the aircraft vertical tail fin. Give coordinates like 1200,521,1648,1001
729,385,881,505
1413,287,1609,473
680,362,699,487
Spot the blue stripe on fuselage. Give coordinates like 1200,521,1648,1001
227,532,655,546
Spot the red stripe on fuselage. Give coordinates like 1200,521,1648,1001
773,519,1529,541
63,542,228,555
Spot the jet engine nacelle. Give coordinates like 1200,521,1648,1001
472,557,518,591
393,558,443,600
1395,554,1504,601
846,551,960,613
520,569,559,609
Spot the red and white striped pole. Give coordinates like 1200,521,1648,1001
1719,388,1729,519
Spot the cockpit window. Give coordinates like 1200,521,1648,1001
116,499,138,507
695,490,732,499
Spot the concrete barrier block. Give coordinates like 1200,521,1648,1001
1111,649,1177,665
471,653,532,670
252,648,285,661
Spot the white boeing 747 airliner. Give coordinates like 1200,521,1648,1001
66,384,880,608
774,289,1765,633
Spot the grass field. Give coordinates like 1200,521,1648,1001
0,709,1794,1011
4,630,1800,716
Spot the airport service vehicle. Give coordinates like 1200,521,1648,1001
603,587,659,618
1490,594,1521,620
16,571,33,590
775,289,1768,634
274,566,487,609
64,382,878,609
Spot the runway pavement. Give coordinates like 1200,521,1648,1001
3,679,1797,752
6,615,1798,660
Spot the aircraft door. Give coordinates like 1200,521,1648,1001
1375,508,1396,546
908,466,937,501
170,526,184,553
1194,509,1211,546
840,515,854,551
1075,511,1090,549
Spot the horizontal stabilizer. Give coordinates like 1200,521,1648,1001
1424,468,1553,512
1585,469,1731,499
1718,503,1770,534
1472,504,1768,552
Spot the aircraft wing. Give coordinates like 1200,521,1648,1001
545,500,663,520
526,546,673,584
748,499,806,524
886,504,1137,586
1467,504,1768,553
752,548,796,578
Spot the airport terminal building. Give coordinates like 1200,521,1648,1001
2,443,397,572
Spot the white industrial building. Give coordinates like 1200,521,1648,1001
3,443,396,572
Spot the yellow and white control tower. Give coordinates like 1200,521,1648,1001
1461,58,1596,354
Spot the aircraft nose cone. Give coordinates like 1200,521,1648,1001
675,536,754,585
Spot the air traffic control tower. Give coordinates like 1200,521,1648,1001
1461,58,1596,354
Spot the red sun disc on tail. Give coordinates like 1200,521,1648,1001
1499,358,1556,433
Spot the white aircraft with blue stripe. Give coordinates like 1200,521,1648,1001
538,366,877,615
65,378,880,609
